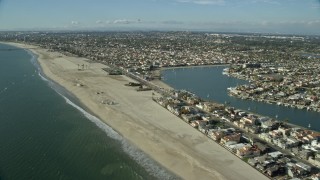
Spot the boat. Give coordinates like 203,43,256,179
222,68,229,75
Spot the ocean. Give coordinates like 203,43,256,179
162,66,320,132
0,43,174,180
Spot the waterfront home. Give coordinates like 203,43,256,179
278,126,292,138
181,114,201,123
203,102,224,112
190,120,206,129
195,102,204,110
208,130,227,142
240,115,258,125
180,106,192,114
212,110,228,118
186,96,200,105
236,145,261,158
198,123,215,134
266,165,286,177
227,143,251,153
166,104,180,115
221,133,241,144
261,119,278,130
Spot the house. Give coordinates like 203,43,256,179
259,133,273,143
256,160,275,172
261,119,276,129
227,143,251,153
236,145,261,158
267,165,286,177
253,142,270,154
309,156,320,167
296,162,312,172
248,158,258,166
209,130,226,142
299,149,313,160
268,151,283,159
278,126,291,137
247,125,260,134
286,137,300,148
203,102,224,112
310,173,320,180
221,133,241,144
190,120,206,128
181,114,200,123
198,123,212,134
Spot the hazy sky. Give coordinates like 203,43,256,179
0,0,319,34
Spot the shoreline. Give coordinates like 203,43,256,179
3,42,268,180
159,65,319,132
150,64,229,91
160,63,229,70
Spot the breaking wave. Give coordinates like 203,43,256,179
38,72,49,82
60,94,176,180
27,47,177,179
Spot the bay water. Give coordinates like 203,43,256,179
162,66,320,132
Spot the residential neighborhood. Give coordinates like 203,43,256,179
153,89,320,179
1,31,320,179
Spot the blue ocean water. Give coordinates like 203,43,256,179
162,66,320,131
0,43,174,180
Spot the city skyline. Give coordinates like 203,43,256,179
0,0,320,35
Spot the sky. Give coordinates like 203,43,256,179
0,0,319,35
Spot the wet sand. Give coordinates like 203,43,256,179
6,42,269,180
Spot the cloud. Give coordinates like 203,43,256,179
250,0,281,5
113,19,130,24
175,0,225,5
113,19,142,24
307,20,320,26
258,20,320,27
96,20,103,24
71,21,79,25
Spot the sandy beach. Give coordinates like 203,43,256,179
6,42,269,180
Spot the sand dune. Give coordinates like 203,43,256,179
7,42,269,180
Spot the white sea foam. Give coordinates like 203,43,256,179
38,72,49,82
59,94,175,180
29,46,176,179
0,87,7,94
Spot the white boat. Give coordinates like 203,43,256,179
222,68,229,75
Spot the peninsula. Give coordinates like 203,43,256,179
1,31,320,179
4,42,267,180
